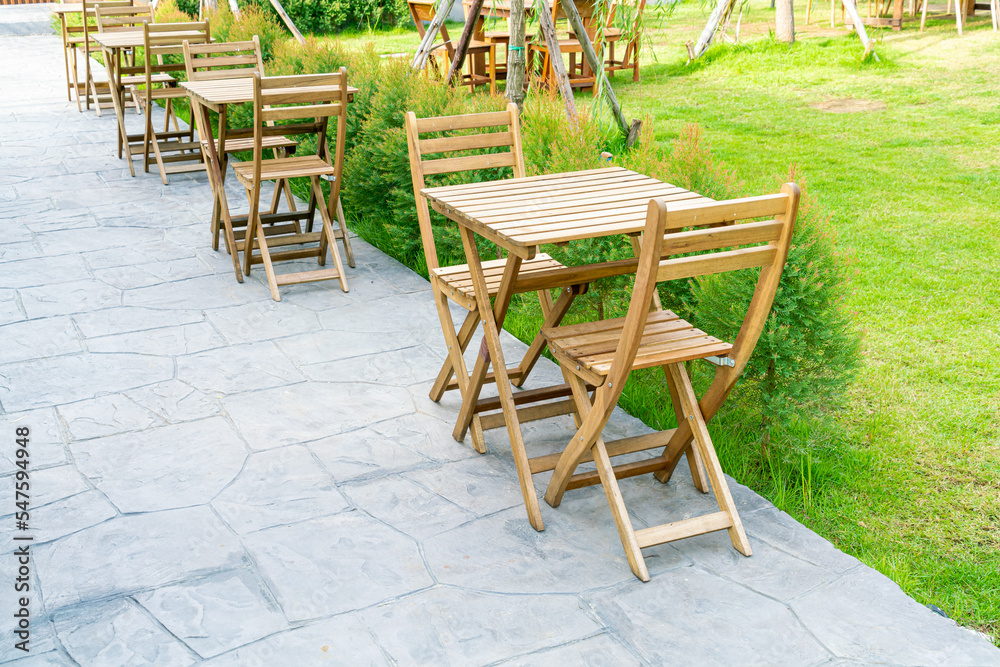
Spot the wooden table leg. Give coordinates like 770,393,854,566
196,102,243,283
102,47,135,178
458,226,544,531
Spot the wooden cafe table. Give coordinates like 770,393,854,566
180,78,358,283
422,166,712,530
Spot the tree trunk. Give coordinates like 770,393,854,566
507,0,526,107
775,0,795,42
446,0,486,84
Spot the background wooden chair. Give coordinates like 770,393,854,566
405,104,587,453
183,37,299,249
95,5,172,117
141,21,210,184
539,184,800,581
232,71,352,301
73,0,133,114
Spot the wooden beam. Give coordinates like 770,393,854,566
559,0,632,138
507,0,527,107
412,0,458,69
269,0,305,44
446,0,486,84
537,0,577,123
227,0,240,18
842,0,880,60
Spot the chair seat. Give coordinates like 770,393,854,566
233,155,334,186
432,253,565,306
544,310,732,380
203,135,298,155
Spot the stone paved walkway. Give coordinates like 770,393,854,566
2,16,999,666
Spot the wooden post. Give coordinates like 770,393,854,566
537,0,577,122
692,0,733,59
269,0,305,44
412,0,457,69
560,0,631,138
507,0,527,107
446,0,486,84
842,0,879,60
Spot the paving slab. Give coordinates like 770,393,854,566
1,25,998,667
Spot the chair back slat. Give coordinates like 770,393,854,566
144,21,210,81
405,103,526,271
655,246,778,283
184,37,262,81
662,193,790,231
660,219,783,256
94,4,153,31
261,102,344,122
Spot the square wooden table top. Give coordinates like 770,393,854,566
51,4,84,15
181,78,359,112
422,167,713,257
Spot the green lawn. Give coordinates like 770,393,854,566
327,4,1000,639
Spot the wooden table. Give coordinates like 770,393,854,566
180,78,359,284
422,167,711,530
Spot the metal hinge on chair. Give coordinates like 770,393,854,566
703,355,735,368
320,174,337,182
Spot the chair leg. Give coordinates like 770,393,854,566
429,306,479,402
312,178,349,292
335,197,355,269
242,189,280,301
592,436,650,581
666,362,752,556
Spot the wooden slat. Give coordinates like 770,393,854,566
261,86,344,105
565,455,672,490
249,247,320,264
656,246,776,282
473,383,575,414
419,131,513,155
261,103,341,122
274,268,342,286
664,193,788,229
634,511,734,548
661,219,783,255
528,429,677,474
478,398,576,431
415,109,511,133
189,40,257,54
421,152,516,176
260,73,343,88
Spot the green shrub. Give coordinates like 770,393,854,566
206,4,285,61
691,169,861,450
242,0,410,34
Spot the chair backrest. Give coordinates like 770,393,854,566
247,70,349,209
79,0,133,48
95,3,153,32
182,37,264,81
143,20,210,90
404,103,526,271
605,184,801,394
408,0,455,60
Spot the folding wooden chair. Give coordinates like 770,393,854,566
405,104,588,453
72,0,133,114
539,184,800,581
232,71,352,301
95,5,173,118
183,37,299,250
141,21,210,184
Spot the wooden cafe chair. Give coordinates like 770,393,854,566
538,184,800,581
183,37,299,251
141,21,211,184
231,71,352,301
405,104,588,453
73,0,133,114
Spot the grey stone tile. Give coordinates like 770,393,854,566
29,490,118,545
0,579,57,662
404,456,525,518
423,502,689,594
790,566,1000,666
36,226,162,256
82,240,192,270
35,506,248,609
91,265,166,290
213,445,348,535
243,513,433,621
200,613,387,666
301,344,445,387
176,342,305,395
125,275,268,309
58,393,164,441
0,352,173,411
0,316,81,364
70,417,247,513
0,408,67,473
135,570,289,659
87,321,226,356
0,288,26,325
364,587,602,666
274,328,414,366
53,598,197,666
19,279,121,318
0,464,89,515
204,300,321,345
0,217,36,244
497,633,641,666
124,379,220,424
308,415,431,482
588,566,830,665
343,475,476,540
1,651,73,666
222,381,414,451
0,241,43,262
73,306,204,338
1,255,91,289
21,211,97,234
746,507,862,574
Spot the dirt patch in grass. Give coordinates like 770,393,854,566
811,97,889,113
